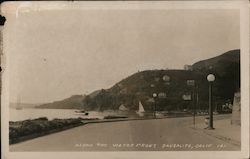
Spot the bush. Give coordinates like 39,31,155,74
9,117,83,141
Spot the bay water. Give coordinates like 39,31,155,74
9,108,118,122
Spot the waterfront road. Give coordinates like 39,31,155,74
10,114,240,151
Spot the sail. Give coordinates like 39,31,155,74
138,101,145,112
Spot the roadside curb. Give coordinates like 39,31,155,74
82,114,212,124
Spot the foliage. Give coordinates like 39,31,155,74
9,118,82,140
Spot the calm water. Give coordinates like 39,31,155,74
9,108,118,122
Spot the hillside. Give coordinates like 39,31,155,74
193,49,240,101
193,49,240,71
37,49,240,111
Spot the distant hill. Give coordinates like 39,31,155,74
37,49,240,111
36,95,86,109
10,103,40,109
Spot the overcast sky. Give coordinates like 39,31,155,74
3,4,240,103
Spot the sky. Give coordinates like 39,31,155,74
3,3,240,103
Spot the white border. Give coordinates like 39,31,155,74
1,1,249,159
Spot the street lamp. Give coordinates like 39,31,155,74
207,74,215,129
153,93,157,119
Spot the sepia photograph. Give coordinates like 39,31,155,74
1,1,249,159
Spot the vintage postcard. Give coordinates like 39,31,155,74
1,1,249,159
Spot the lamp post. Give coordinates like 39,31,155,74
207,74,215,129
153,93,157,119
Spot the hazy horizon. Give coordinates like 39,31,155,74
3,4,240,103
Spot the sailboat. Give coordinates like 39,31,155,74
16,96,22,110
136,101,145,117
